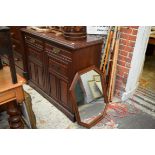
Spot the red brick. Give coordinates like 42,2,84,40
128,52,133,59
124,73,129,78
115,83,123,91
123,78,128,84
120,33,129,40
121,66,129,73
128,41,135,47
116,75,123,81
132,29,138,35
125,46,134,53
120,27,132,34
119,50,128,57
115,85,125,92
118,55,132,64
128,35,137,41
115,83,121,89
118,54,125,62
125,62,131,68
119,45,134,53
117,65,129,75
117,60,126,66
118,54,128,62
119,44,126,51
120,39,128,46
115,90,121,97
116,76,127,85
126,57,132,63
117,69,124,77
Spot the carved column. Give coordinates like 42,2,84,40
7,100,24,129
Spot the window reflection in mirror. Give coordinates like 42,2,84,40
74,70,106,124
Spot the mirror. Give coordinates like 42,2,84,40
70,66,108,128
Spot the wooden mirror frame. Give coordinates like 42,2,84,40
69,66,109,128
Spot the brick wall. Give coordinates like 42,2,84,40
115,26,139,98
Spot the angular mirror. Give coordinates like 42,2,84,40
70,66,108,128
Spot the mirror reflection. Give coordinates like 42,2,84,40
74,70,106,124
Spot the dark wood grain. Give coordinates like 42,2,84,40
21,28,104,121
21,28,103,50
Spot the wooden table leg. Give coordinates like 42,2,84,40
6,100,24,129
8,55,18,84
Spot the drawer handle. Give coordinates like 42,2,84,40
53,48,60,54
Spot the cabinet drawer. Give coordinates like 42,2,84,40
28,47,43,62
45,44,72,62
48,58,69,79
25,35,44,50
0,91,15,105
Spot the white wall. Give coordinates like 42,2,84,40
122,26,151,101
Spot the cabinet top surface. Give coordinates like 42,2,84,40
21,28,103,50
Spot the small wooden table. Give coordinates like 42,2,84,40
0,66,26,128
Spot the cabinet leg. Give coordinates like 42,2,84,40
7,100,24,129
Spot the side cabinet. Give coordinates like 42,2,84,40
25,35,46,91
21,28,103,121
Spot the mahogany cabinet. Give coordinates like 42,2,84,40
21,28,103,121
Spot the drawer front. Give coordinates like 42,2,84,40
25,35,44,51
48,57,70,79
27,47,43,63
0,91,15,105
45,43,72,62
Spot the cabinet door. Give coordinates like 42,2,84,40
48,71,71,110
28,60,45,90
59,79,70,109
49,73,58,100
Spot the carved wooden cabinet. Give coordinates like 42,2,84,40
21,28,103,121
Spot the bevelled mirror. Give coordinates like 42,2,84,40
70,66,108,128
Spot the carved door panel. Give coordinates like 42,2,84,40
49,73,58,101
59,79,71,110
28,60,45,90
29,61,36,82
48,71,71,110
